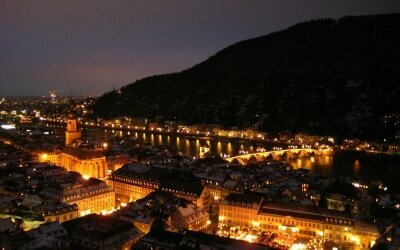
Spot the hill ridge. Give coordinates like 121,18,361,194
92,13,400,139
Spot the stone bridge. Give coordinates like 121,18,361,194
225,148,321,165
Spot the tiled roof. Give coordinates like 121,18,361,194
259,202,354,222
62,146,104,160
224,192,264,205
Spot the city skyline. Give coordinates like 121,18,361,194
1,0,400,96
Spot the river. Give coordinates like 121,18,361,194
68,127,400,193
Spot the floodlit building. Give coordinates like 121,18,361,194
40,101,108,179
65,102,82,146
58,147,108,179
219,192,265,228
218,192,379,249
109,163,159,203
40,172,115,216
114,202,155,234
42,202,79,223
171,202,209,232
109,164,212,211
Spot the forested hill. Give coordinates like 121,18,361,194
92,13,400,139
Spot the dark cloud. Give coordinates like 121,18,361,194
1,0,399,96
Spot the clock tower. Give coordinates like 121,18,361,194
65,100,81,145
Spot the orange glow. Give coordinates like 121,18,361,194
40,153,48,161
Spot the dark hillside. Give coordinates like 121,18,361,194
93,14,400,139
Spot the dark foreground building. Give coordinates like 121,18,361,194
62,214,143,249
134,228,273,250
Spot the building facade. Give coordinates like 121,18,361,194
39,104,108,179
171,203,210,232
109,164,213,212
42,203,79,223
58,147,108,179
218,193,378,249
65,105,81,146
40,173,115,216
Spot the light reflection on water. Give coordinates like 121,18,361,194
288,155,334,176
287,155,399,192
103,129,259,158
353,159,360,174
86,128,399,193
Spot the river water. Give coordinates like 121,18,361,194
92,128,400,193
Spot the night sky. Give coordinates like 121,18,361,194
1,1,399,96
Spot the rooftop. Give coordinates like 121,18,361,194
224,191,265,206
259,202,354,222
62,214,138,240
62,146,104,160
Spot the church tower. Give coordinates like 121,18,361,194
65,100,81,145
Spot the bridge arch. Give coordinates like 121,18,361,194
247,155,258,164
225,148,320,166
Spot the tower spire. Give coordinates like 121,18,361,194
65,94,81,145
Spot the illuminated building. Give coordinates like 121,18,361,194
58,147,108,179
219,192,264,227
114,201,155,234
40,172,115,216
65,101,81,146
204,179,243,204
109,163,159,202
295,133,320,145
42,203,79,223
40,102,108,179
171,202,210,232
161,184,211,211
37,153,60,166
109,163,212,211
18,195,78,223
218,193,379,249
